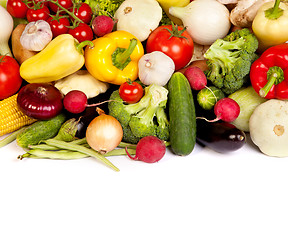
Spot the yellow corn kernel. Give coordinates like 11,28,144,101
0,94,37,137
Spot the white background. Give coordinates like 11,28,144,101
1,134,288,240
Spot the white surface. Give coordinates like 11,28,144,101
1,135,288,240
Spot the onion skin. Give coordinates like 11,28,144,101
86,113,123,154
17,83,63,120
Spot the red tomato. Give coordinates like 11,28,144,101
119,81,144,104
0,56,23,100
47,16,70,37
71,2,93,24
146,24,194,70
26,5,50,22
48,0,73,13
6,0,28,18
68,23,94,42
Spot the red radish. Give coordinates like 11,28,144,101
91,15,115,37
213,98,240,122
184,66,207,90
63,90,114,114
125,136,166,163
63,90,88,114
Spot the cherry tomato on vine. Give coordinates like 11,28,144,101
68,23,94,42
70,2,93,24
6,0,28,18
49,0,73,13
0,56,23,100
27,0,49,8
146,24,194,70
119,81,144,104
26,5,50,22
47,16,70,37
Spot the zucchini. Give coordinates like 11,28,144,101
168,72,196,156
17,113,66,148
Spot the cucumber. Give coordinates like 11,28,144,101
168,72,196,156
17,113,66,148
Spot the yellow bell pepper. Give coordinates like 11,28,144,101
252,0,288,52
156,0,190,26
84,30,144,85
20,34,93,83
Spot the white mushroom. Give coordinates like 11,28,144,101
190,42,211,62
229,0,272,27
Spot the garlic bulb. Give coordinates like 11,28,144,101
20,20,53,51
138,51,175,86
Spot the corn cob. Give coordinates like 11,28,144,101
0,94,37,136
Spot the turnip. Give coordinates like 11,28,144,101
184,66,207,90
125,136,166,163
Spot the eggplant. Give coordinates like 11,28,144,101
196,119,246,153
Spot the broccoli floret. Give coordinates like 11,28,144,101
84,0,125,16
108,84,169,144
223,28,259,54
204,28,259,95
128,84,168,139
129,110,157,139
108,90,131,127
160,11,173,26
122,126,140,144
155,108,169,141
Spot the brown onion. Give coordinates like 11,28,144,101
86,109,123,154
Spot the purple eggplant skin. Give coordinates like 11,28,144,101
196,119,246,153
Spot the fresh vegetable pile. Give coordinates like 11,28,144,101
1,0,288,171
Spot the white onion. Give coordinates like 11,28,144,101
169,0,231,45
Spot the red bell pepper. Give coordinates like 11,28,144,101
250,43,288,100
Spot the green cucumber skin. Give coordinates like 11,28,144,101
16,113,66,148
168,72,196,156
